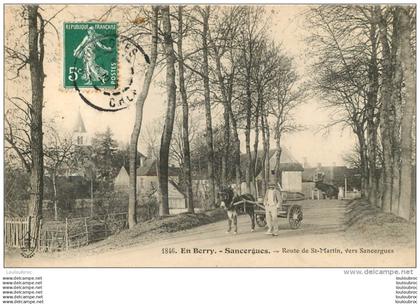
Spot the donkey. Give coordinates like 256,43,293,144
217,186,256,234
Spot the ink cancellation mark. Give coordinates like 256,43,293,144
64,22,150,112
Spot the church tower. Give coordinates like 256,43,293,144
73,111,89,146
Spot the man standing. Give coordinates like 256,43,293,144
263,182,282,236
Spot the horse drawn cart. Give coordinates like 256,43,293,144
233,191,305,230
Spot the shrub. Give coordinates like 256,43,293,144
137,194,159,222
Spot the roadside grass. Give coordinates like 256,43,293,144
345,199,415,248
57,208,227,255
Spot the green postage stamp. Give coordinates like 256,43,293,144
63,22,118,89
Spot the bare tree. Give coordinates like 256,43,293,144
362,6,381,207
159,5,177,215
44,125,74,220
5,4,61,243
208,6,245,187
398,6,416,220
200,6,217,208
268,56,304,185
235,7,265,195
5,99,32,174
308,6,375,198
342,144,362,170
377,6,395,213
128,6,159,228
28,5,46,243
309,5,415,218
210,8,244,192
177,6,194,213
251,40,285,188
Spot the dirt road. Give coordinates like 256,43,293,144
5,200,415,267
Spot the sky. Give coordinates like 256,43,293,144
5,5,356,168
265,5,356,166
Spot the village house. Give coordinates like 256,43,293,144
190,147,304,198
244,147,304,196
114,159,186,213
264,147,303,192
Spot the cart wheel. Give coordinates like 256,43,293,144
256,215,266,227
288,205,303,229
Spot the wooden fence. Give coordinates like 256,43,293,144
5,213,127,252
4,217,31,248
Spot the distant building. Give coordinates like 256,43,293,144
65,111,93,177
302,163,348,185
70,110,146,175
265,147,304,192
73,111,90,147
247,147,304,194
301,163,361,199
114,167,130,192
114,159,186,212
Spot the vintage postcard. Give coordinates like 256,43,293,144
3,4,416,267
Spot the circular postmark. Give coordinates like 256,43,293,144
64,22,150,112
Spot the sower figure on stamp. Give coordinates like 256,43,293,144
263,182,283,236
73,26,112,85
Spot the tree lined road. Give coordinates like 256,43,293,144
6,199,413,267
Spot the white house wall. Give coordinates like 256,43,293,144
282,171,302,192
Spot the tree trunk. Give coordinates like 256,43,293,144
52,173,58,221
391,153,401,215
357,131,369,199
201,7,216,208
274,127,282,186
90,173,94,217
128,7,158,227
377,171,384,208
159,6,177,216
245,87,252,194
221,105,230,186
210,38,230,186
227,66,240,193
398,7,415,220
366,14,380,206
28,5,45,243
177,6,194,213
261,109,270,194
367,132,379,205
228,99,241,194
378,9,394,213
251,96,261,196
390,7,404,215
